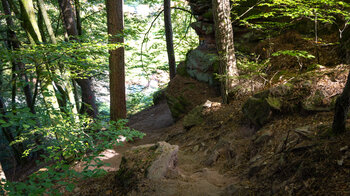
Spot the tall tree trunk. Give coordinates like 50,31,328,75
19,0,60,112
212,0,238,104
106,0,126,120
332,28,350,134
37,0,78,116
164,0,176,80
37,0,57,44
58,0,98,118
2,0,35,113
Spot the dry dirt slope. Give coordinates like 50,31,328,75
74,99,235,196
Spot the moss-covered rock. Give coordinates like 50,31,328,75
183,106,204,129
165,75,218,121
186,48,219,86
242,66,348,129
165,93,190,120
242,97,272,129
153,88,166,105
176,61,189,77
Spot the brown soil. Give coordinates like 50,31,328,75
74,68,350,195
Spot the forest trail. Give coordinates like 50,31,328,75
76,100,233,195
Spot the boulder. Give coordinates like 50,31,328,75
242,66,348,129
183,105,204,129
176,61,189,77
183,100,222,129
242,97,272,129
165,93,190,120
165,75,218,121
115,142,179,191
152,88,166,105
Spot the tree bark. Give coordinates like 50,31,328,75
19,0,60,112
332,72,350,134
212,0,238,104
2,0,35,113
332,24,350,134
75,0,82,36
164,0,176,80
58,0,98,118
106,0,126,120
20,0,42,43
37,0,78,116
76,79,98,118
37,0,57,44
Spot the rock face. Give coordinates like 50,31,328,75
115,142,179,192
242,66,348,129
186,49,219,86
177,0,219,88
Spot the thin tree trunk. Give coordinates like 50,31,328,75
106,0,126,120
164,0,176,79
37,0,57,44
212,0,238,104
58,0,98,118
75,0,82,36
76,79,98,118
37,6,47,43
58,0,79,36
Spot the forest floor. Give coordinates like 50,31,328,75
74,65,350,195
74,99,234,195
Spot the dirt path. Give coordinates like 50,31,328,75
92,101,233,195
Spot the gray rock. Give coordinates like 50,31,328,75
115,142,179,191
186,49,219,86
147,142,179,180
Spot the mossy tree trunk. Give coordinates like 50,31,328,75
37,0,57,44
37,0,78,116
212,0,238,104
19,0,60,112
